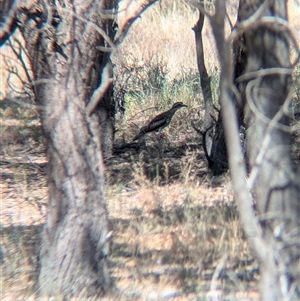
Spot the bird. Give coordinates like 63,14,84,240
133,102,187,141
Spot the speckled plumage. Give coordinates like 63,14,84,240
133,102,187,141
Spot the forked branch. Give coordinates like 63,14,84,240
86,0,158,115
115,0,158,45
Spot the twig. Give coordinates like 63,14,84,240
26,156,46,172
209,253,228,298
188,0,215,17
259,16,300,67
210,113,217,123
191,121,214,168
86,0,158,115
86,60,113,116
213,105,220,113
8,37,35,96
190,120,204,135
229,8,300,67
60,6,116,50
225,6,234,30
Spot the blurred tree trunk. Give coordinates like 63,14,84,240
192,2,247,175
1,0,157,297
193,2,242,175
5,0,116,297
209,19,247,175
238,0,300,299
209,0,300,299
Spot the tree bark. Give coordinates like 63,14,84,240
13,0,113,297
192,5,229,175
208,0,300,299
94,6,116,160
1,0,159,297
237,0,300,299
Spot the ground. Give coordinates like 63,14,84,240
2,88,300,300
0,99,266,301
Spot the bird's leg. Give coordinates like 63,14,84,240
138,135,147,151
158,130,164,158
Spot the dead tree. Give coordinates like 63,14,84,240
192,4,215,167
191,2,230,175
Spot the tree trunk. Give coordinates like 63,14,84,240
210,114,228,174
209,23,247,176
192,5,228,175
94,13,116,160
192,8,214,132
39,86,110,296
238,0,300,299
15,1,114,297
209,0,300,299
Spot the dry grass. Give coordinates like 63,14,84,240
1,101,260,300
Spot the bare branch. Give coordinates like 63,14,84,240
115,0,158,45
191,121,214,168
236,67,293,83
190,0,234,30
229,7,300,67
86,0,158,116
291,122,300,135
190,120,204,136
188,0,215,17
245,79,291,133
192,5,214,133
224,10,234,30
86,60,113,116
8,37,34,93
96,46,114,53
213,0,300,298
60,6,116,50
259,16,300,67
229,0,269,41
